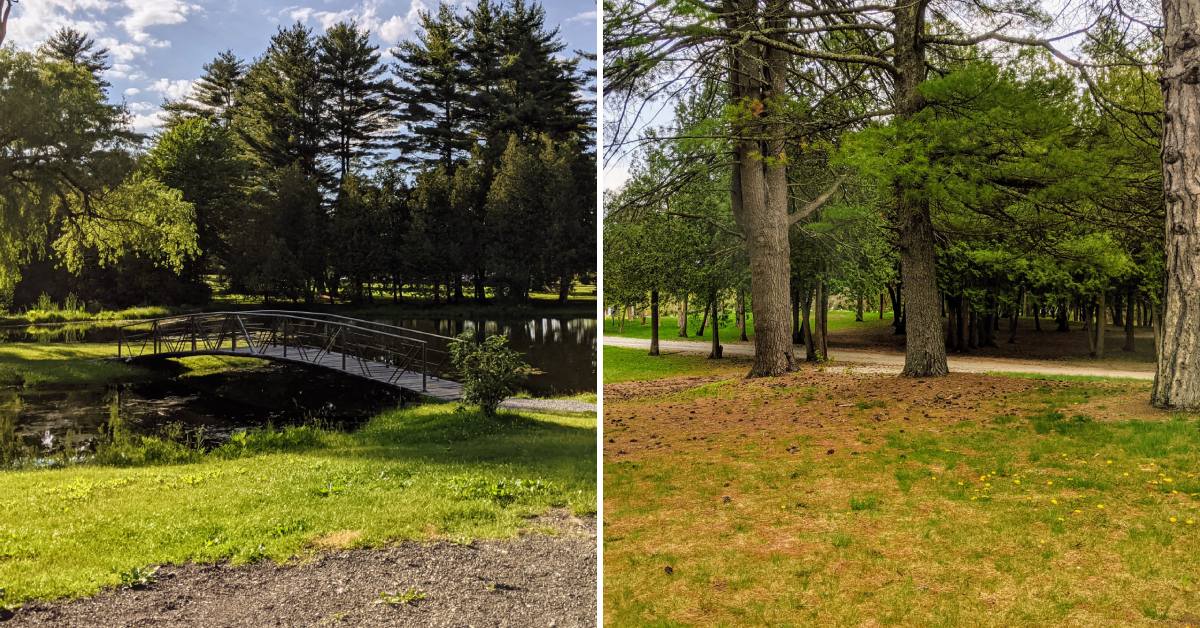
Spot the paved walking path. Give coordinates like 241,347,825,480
604,337,1155,380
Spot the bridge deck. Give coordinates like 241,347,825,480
132,345,464,401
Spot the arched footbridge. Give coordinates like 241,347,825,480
115,310,463,400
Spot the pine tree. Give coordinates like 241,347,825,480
163,51,245,126
39,28,110,90
234,23,325,180
485,134,543,300
391,5,472,170
317,22,389,185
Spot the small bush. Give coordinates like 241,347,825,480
449,332,530,416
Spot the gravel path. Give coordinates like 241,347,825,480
500,397,595,413
605,337,1155,380
6,513,596,628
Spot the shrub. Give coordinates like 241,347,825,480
449,332,530,416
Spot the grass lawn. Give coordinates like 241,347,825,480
603,346,751,384
604,355,1200,625
604,308,891,343
0,343,148,387
0,404,595,606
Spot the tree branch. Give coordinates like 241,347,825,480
789,175,846,225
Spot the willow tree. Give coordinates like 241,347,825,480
0,49,198,293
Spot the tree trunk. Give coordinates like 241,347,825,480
1124,287,1136,352
1154,1,1200,406
1091,293,1106,358
1056,301,1069,332
880,292,885,319
811,280,828,361
649,290,660,356
855,295,864,322
738,288,749,341
697,301,709,337
791,283,802,344
678,293,689,337
474,273,486,303
709,291,723,359
0,0,11,48
892,0,947,376
558,272,571,303
800,287,816,361
725,0,795,377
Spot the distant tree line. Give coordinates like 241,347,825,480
4,0,594,309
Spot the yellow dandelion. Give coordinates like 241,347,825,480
1170,517,1178,523
1165,477,1174,483
1097,504,1105,510
1013,479,1021,485
1051,499,1058,505
1123,472,1130,477
1107,460,1113,465
1188,519,1195,525
1073,509,1082,514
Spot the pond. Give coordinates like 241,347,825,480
0,361,405,465
1,313,597,397
364,315,596,396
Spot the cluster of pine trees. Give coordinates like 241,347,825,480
12,0,594,307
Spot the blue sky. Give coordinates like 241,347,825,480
5,0,597,133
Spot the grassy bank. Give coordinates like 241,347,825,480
0,404,595,605
604,308,890,342
0,343,148,388
604,362,1200,624
603,346,750,384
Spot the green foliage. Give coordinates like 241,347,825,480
117,565,159,589
449,332,531,415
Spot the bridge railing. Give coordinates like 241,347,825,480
115,311,455,392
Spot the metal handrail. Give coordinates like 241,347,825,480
115,311,455,393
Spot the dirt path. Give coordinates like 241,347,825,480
500,397,594,413
605,337,1154,380
6,513,596,628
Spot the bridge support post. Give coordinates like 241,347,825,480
423,345,427,392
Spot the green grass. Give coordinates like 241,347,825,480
1,305,173,325
604,308,891,343
605,375,1200,625
0,403,595,605
987,371,1148,384
0,343,148,387
603,346,748,384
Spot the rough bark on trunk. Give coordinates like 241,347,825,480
880,292,886,319
892,0,948,377
1056,301,1070,332
855,295,864,322
649,290,660,356
725,0,795,377
1154,0,1200,406
791,284,802,344
697,301,709,337
1095,292,1106,358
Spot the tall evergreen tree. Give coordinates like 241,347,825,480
391,5,472,170
235,23,325,180
39,28,110,90
163,50,245,126
317,22,389,185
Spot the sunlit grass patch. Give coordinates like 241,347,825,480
602,346,748,384
0,404,595,605
0,342,146,387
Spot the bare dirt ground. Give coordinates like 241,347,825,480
6,512,596,628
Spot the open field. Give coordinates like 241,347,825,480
604,309,889,343
603,351,1200,625
0,403,595,606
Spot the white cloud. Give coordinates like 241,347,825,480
285,0,436,44
148,77,195,100
118,0,197,43
566,10,596,24
124,100,163,133
5,0,111,49
123,86,140,95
